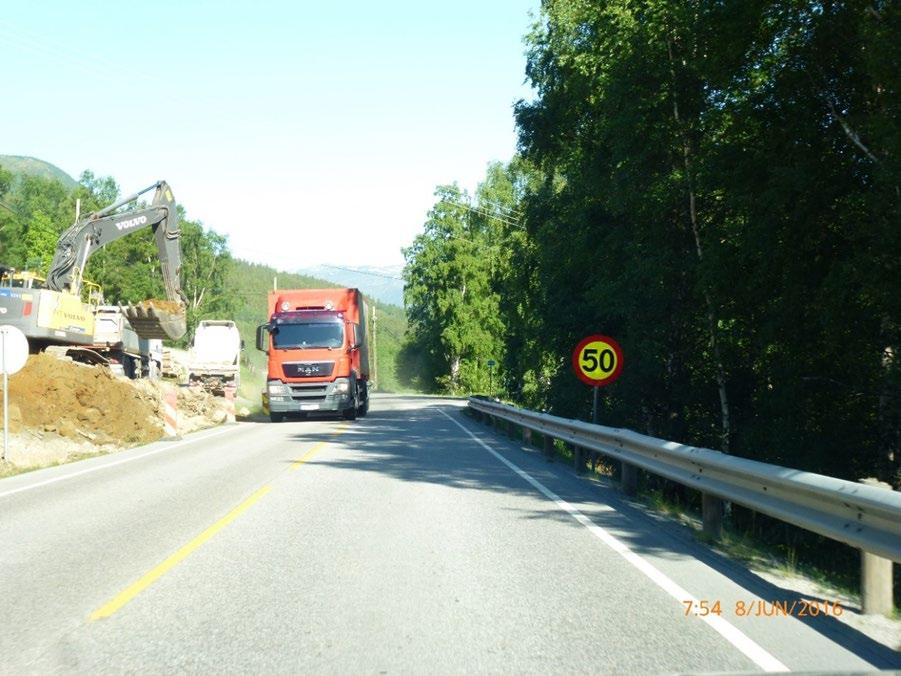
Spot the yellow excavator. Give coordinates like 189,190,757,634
0,180,187,350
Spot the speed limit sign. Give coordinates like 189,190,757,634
572,335,623,387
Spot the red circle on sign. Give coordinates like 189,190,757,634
571,334,624,387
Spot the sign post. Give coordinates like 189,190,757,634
0,325,29,461
572,335,624,424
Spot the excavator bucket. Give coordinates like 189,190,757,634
122,300,187,341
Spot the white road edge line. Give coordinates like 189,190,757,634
438,408,789,674
0,426,239,500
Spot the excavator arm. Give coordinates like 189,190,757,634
46,181,187,340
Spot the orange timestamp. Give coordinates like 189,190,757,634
682,599,844,618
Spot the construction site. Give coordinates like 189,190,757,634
0,349,251,474
0,180,253,475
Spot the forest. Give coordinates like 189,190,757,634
402,0,899,495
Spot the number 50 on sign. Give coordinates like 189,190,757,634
572,335,624,387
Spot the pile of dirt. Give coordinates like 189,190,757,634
5,353,163,447
0,353,239,472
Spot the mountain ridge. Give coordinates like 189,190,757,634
0,155,78,189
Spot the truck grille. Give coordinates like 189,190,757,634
282,361,335,378
289,383,329,401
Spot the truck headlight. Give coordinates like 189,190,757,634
267,380,288,395
333,378,350,394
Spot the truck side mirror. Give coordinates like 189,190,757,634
255,324,269,353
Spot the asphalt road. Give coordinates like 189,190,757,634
0,395,897,674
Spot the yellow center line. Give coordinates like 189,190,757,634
290,426,346,469
91,431,344,621
290,442,326,470
89,484,272,621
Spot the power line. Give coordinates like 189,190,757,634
479,198,524,219
319,264,404,281
446,199,526,231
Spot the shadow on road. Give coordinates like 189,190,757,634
283,397,899,669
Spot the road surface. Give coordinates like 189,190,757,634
0,395,897,673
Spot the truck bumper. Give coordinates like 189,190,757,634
267,391,354,414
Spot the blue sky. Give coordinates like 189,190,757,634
1,1,540,269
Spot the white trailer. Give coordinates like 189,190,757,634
188,320,242,394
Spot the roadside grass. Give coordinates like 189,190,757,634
0,460,36,479
0,448,111,480
622,483,873,606
238,364,266,415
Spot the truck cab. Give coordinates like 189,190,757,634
257,288,370,422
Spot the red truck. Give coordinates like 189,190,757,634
256,288,370,422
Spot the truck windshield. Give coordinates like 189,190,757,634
271,322,344,349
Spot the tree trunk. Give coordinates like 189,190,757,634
449,355,461,391
667,37,732,453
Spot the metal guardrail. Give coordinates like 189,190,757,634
468,397,901,564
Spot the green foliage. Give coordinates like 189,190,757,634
179,216,239,342
0,172,73,269
515,0,899,485
0,165,11,196
402,184,506,394
22,211,59,270
370,299,408,393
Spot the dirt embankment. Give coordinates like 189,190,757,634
9,354,161,445
1,353,235,471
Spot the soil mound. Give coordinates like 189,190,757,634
0,353,238,472
6,353,163,446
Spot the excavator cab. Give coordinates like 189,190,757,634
82,279,105,306
1,268,46,289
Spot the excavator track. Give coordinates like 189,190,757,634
122,300,187,341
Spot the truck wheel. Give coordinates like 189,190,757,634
269,412,284,423
356,397,369,417
123,357,140,380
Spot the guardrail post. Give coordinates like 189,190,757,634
859,478,894,616
621,462,638,496
523,427,532,445
573,445,583,473
507,420,517,440
702,493,724,540
543,434,554,461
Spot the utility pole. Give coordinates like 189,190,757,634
371,304,378,390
